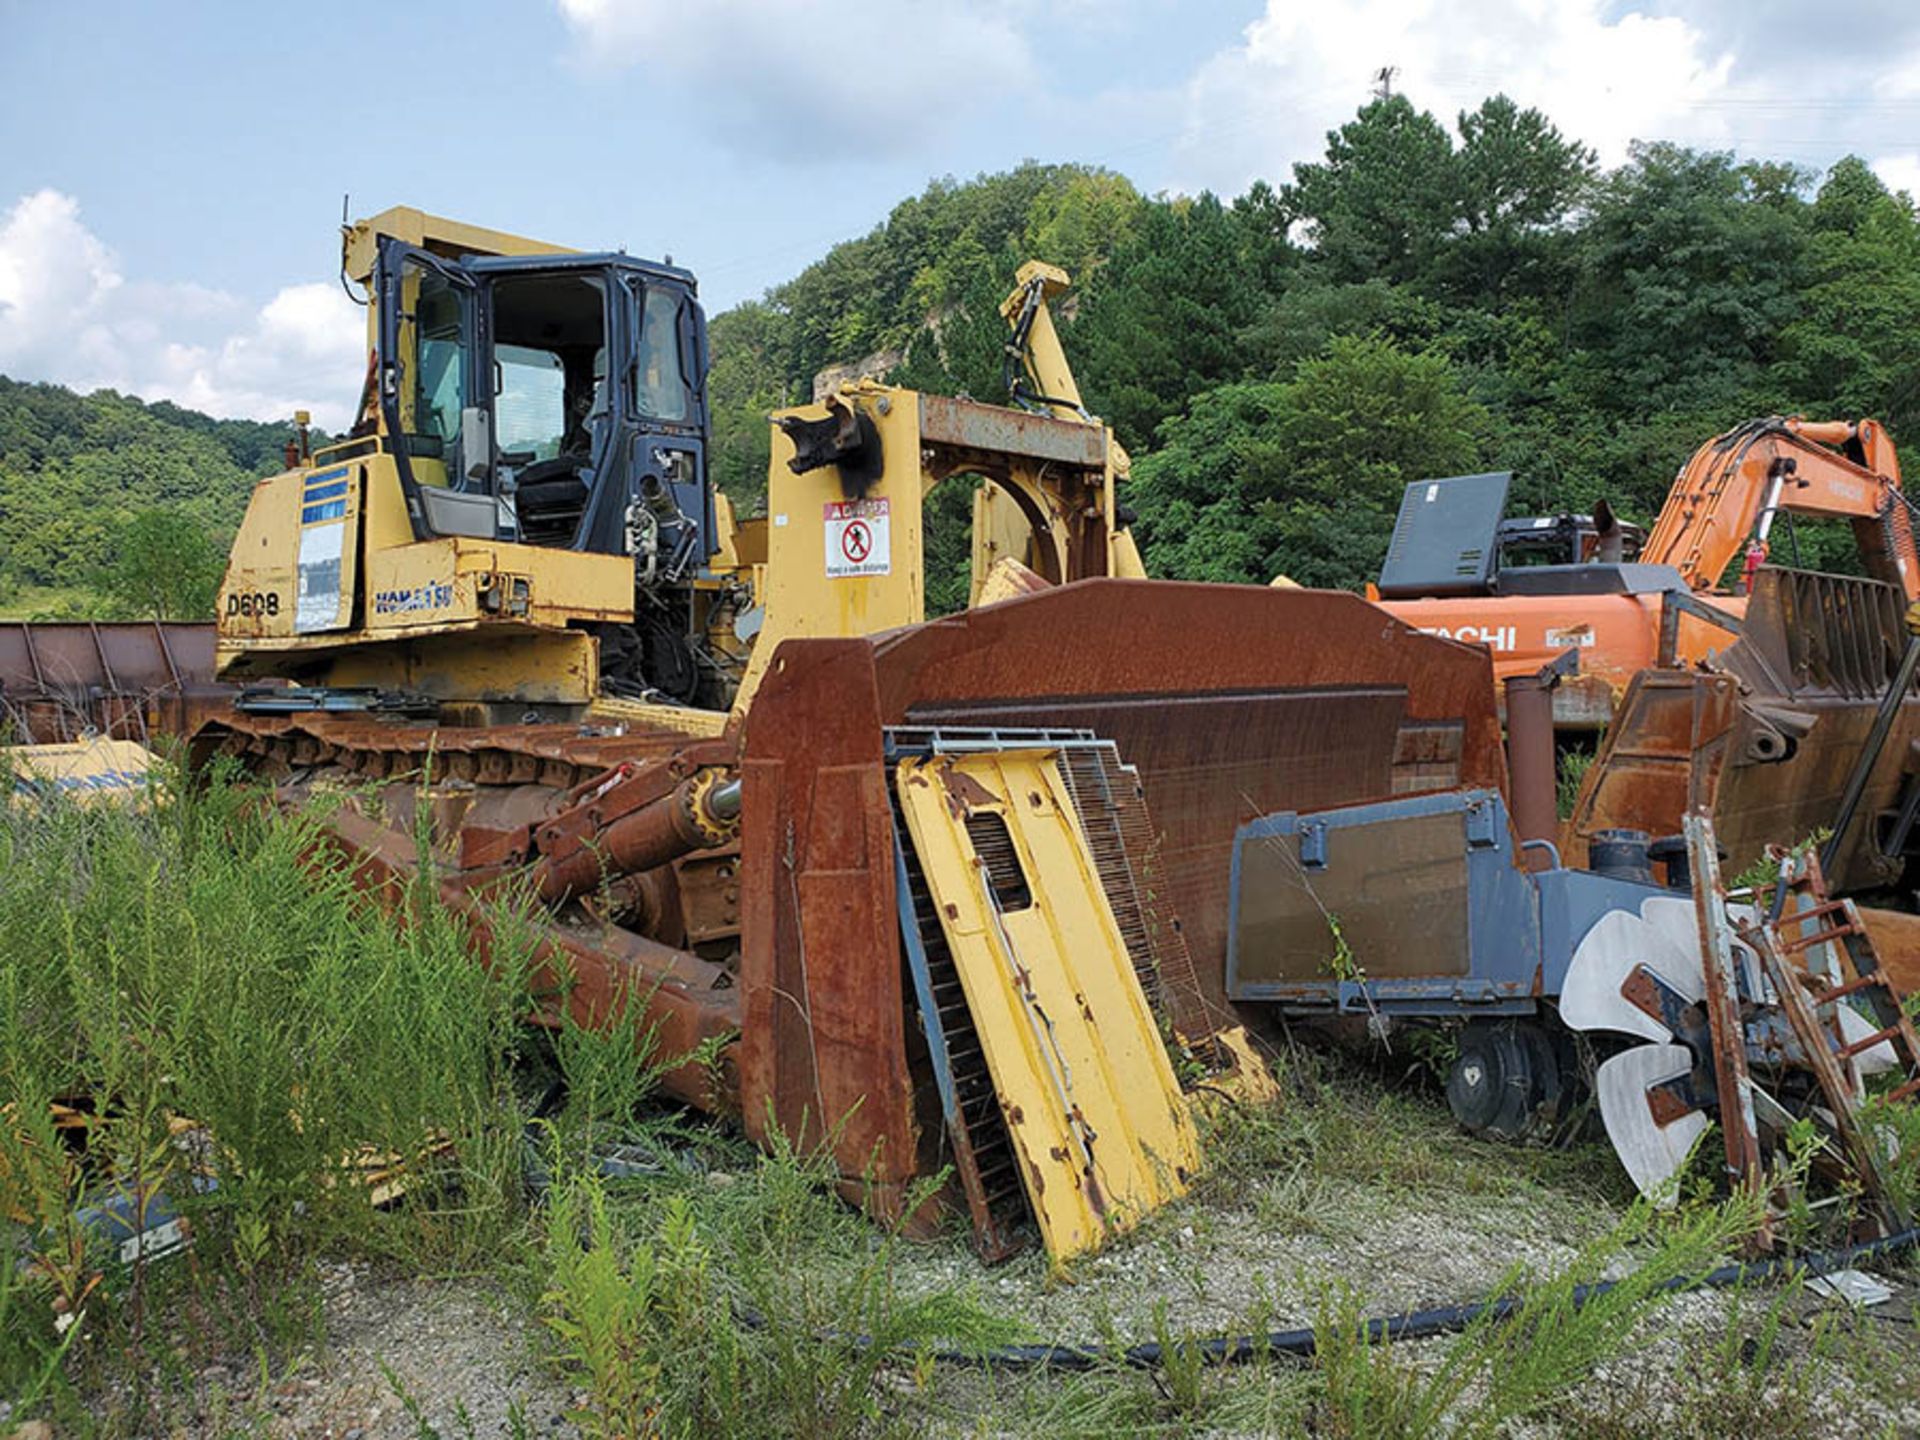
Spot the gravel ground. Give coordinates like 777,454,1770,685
147,1264,579,1440
50,1086,1920,1438
891,1171,1622,1343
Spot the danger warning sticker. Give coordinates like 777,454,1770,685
824,497,891,578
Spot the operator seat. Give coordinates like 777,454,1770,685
515,377,609,547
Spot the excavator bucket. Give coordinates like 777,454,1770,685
1569,566,1920,892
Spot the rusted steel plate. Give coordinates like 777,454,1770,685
0,620,230,743
1857,906,1920,997
1575,569,1920,892
737,638,931,1231
919,393,1107,469
1566,671,1736,867
318,802,740,1109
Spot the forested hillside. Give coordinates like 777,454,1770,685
707,95,1920,597
0,379,315,617
6,92,1919,619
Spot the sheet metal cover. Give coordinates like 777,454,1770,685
1377,472,1512,598
895,749,1200,1261
1233,809,1471,986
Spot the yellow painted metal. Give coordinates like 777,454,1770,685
7,737,159,808
998,261,1086,417
1204,1026,1282,1107
587,695,731,737
895,749,1201,1261
318,626,597,705
342,205,574,285
732,382,929,714
218,441,630,702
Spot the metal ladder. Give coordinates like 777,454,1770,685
1740,847,1920,1225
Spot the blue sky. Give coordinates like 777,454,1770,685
5,0,1920,428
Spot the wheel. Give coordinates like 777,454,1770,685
1446,1020,1560,1140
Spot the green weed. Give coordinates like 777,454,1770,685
536,1127,1015,1439
0,764,538,1429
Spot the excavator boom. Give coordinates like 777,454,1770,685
1643,416,1916,599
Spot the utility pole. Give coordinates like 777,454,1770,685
1371,65,1398,101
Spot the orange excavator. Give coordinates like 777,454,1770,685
1372,418,1919,727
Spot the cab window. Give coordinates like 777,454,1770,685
495,344,567,461
636,287,690,422
491,273,608,464
410,265,468,461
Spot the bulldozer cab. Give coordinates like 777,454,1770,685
373,237,716,573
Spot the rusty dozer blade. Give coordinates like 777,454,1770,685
194,578,1508,1256
1,620,232,745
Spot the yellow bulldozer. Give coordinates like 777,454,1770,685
196,208,1511,1263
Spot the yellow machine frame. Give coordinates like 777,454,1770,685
220,208,1144,721
216,209,636,706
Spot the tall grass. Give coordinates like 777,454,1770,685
0,762,537,1420
537,1129,1015,1439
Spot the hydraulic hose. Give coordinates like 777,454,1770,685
770,1224,1920,1374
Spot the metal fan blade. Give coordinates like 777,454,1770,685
1561,907,1704,1043
1597,1043,1709,1204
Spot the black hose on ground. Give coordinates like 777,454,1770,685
909,1224,1920,1373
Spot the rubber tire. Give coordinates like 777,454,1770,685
1446,1022,1551,1140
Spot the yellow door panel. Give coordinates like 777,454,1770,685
896,749,1199,1261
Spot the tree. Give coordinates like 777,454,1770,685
1284,96,1459,287
95,507,227,620
1443,96,1595,304
1068,193,1282,449
704,300,790,506
1777,157,1920,435
1569,144,1810,418
1129,337,1489,590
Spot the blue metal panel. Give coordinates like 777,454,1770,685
891,817,959,1123
1227,789,1546,1016
1534,866,1677,996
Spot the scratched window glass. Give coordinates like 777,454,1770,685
495,344,566,461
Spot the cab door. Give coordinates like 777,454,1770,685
373,237,489,540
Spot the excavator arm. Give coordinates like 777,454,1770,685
1643,417,1918,600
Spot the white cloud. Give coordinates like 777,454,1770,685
1171,0,1735,196
0,190,364,429
1875,153,1920,203
554,0,1035,159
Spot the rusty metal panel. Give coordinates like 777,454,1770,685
1576,569,1920,891
918,393,1107,469
0,621,227,743
1733,569,1909,701
736,638,931,1229
1233,809,1472,987
1567,670,1738,866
